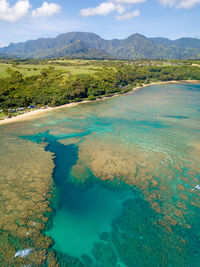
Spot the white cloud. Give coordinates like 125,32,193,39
159,0,200,8
80,2,117,17
0,42,8,47
116,4,126,13
158,0,176,6
80,0,145,18
0,0,31,22
177,0,200,8
81,0,199,19
113,0,146,3
115,9,140,20
32,1,61,17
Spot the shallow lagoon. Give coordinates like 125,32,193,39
0,83,200,266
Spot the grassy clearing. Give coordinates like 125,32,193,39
0,63,41,78
48,59,96,65
0,64,13,78
0,61,103,78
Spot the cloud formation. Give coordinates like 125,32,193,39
0,42,8,47
81,0,200,19
0,0,61,22
159,0,200,8
32,1,61,17
177,0,200,8
113,0,145,3
0,0,31,22
80,2,125,17
80,0,143,19
115,9,140,20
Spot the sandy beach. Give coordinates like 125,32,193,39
0,101,90,126
0,80,199,126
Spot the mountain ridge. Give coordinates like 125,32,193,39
1,32,200,59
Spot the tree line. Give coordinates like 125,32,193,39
0,63,200,112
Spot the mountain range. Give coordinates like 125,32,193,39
1,32,200,60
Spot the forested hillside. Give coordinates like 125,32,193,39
1,32,200,59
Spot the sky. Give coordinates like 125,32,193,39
0,0,200,46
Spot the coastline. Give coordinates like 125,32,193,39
0,80,199,126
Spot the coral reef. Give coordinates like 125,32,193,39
72,134,200,234
0,135,58,266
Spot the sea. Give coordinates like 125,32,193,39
0,83,200,266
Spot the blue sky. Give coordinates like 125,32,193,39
0,0,200,46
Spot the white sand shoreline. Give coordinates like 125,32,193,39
0,80,199,126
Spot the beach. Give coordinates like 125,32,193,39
0,80,198,126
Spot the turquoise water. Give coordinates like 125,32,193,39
1,83,200,266
24,131,133,259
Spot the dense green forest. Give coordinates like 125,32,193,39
0,59,200,119
1,32,200,59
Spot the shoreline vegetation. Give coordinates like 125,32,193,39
1,58,200,126
0,79,199,126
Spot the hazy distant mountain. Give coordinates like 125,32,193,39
1,32,200,59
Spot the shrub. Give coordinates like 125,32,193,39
74,97,81,102
88,95,96,101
